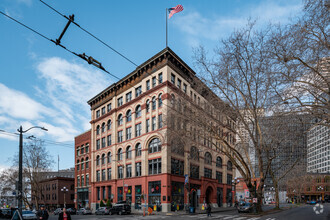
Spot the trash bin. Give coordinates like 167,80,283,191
189,207,195,213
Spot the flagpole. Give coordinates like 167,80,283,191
166,8,168,47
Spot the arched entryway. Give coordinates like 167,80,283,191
205,186,213,204
217,187,223,207
190,190,197,208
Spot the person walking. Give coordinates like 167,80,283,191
58,208,71,220
36,206,49,220
206,202,212,217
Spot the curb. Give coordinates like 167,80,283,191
131,208,237,216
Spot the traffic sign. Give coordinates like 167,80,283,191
253,198,258,203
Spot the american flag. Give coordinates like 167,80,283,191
168,4,183,19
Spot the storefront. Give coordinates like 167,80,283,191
117,187,123,202
171,181,184,211
77,188,89,208
126,186,132,205
148,181,162,212
135,185,142,209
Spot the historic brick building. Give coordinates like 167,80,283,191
78,47,236,212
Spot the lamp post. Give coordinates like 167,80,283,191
17,126,47,216
231,177,240,206
61,186,69,208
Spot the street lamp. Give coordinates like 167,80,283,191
17,126,47,216
61,186,69,208
232,177,240,206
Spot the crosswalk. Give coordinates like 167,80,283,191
178,213,276,220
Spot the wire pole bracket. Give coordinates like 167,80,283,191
55,14,74,45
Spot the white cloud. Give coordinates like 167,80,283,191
16,0,32,6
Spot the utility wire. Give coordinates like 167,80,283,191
39,0,139,67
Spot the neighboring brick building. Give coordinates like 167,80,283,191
79,47,236,212
74,130,91,209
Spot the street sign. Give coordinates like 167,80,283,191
12,191,16,196
184,174,189,184
253,198,258,203
244,189,250,198
124,187,128,193
197,189,201,196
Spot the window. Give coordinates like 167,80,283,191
107,120,111,130
146,80,150,91
86,158,89,169
136,143,142,157
85,145,89,153
107,103,112,112
171,158,184,176
216,171,222,183
102,169,106,181
107,168,111,180
118,166,123,179
96,155,100,166
183,83,187,93
96,171,100,182
190,164,199,179
107,152,111,163
177,78,181,89
96,110,100,118
152,97,156,110
126,127,132,140
152,76,156,87
118,114,123,126
149,158,162,175
126,110,132,122
101,107,105,115
135,123,142,137
126,91,132,103
81,147,84,154
158,73,163,83
146,100,150,113
227,161,233,171
158,114,163,128
227,174,232,185
96,125,100,135
118,131,123,143
136,162,142,176
117,149,123,161
158,94,163,107
136,105,141,118
117,97,123,107
126,164,132,178
152,116,156,131
171,94,175,106
204,168,212,178
102,137,106,148
96,139,100,150
171,73,175,84
101,154,106,165
77,176,80,187
149,138,161,153
190,146,199,161
86,174,89,186
146,119,150,132
101,123,105,133
205,152,212,165
216,157,222,168
135,86,142,97
126,146,132,159
107,135,111,146
77,160,80,171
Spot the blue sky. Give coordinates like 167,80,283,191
0,0,303,171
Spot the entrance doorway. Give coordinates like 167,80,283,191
217,187,223,207
205,187,213,204
190,190,197,208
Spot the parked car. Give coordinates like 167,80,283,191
109,204,131,215
66,208,76,215
237,202,253,213
95,207,109,215
0,208,13,218
310,200,317,205
77,208,92,215
54,208,62,215
22,210,37,220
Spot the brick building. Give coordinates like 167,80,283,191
77,47,236,212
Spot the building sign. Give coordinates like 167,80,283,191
184,174,189,184
244,189,250,198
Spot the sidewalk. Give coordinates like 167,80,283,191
132,206,237,216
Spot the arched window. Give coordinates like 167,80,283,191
216,157,222,168
171,94,175,106
190,146,199,161
77,160,80,170
118,148,123,161
85,157,89,169
81,158,84,170
126,146,132,159
96,156,100,166
158,94,163,107
204,152,212,165
118,114,123,126
136,105,141,118
107,120,112,130
227,161,233,171
101,122,105,133
136,143,142,157
148,138,162,153
101,154,105,165
146,100,150,113
96,125,100,135
171,139,184,156
107,152,111,163
126,110,132,122
152,97,156,110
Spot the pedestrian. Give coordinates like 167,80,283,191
58,208,71,220
36,206,49,220
206,202,212,217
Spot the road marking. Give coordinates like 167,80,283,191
223,215,240,219
233,217,247,220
